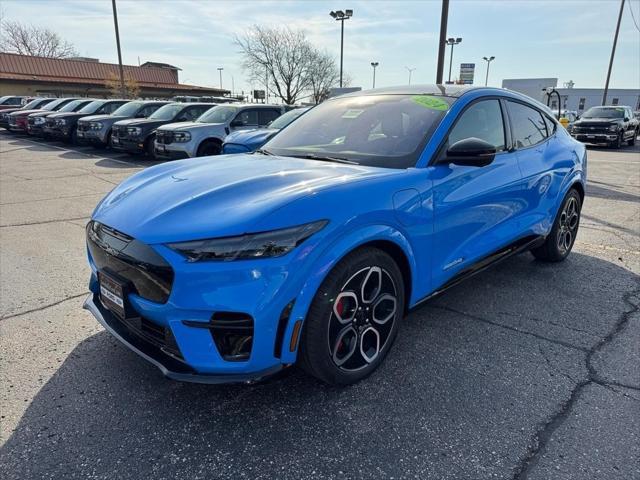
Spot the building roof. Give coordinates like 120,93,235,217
0,52,226,94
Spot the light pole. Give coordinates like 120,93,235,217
603,0,625,105
370,62,379,88
445,37,462,83
111,0,126,97
217,67,223,90
482,56,495,86
330,9,353,88
405,66,416,85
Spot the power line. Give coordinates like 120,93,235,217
628,0,640,32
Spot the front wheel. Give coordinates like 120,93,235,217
628,129,637,146
611,132,623,149
146,134,156,159
298,247,405,386
196,139,222,157
531,189,582,262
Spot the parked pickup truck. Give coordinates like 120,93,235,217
77,100,169,148
0,98,54,130
570,105,639,148
28,99,94,138
8,97,76,133
154,104,285,159
111,102,215,158
46,99,128,143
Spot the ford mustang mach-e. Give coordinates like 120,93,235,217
84,85,586,386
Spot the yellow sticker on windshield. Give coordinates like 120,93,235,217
412,96,449,111
342,109,364,119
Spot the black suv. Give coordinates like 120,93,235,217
571,105,639,148
46,99,128,143
111,102,214,158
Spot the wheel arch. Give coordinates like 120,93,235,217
279,225,418,364
198,136,223,152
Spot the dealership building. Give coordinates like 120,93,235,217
0,52,228,99
502,78,640,113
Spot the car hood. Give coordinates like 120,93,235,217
159,121,221,132
118,118,173,129
10,109,47,117
80,114,125,123
51,112,87,121
576,118,621,125
28,111,53,118
93,154,399,243
224,128,278,145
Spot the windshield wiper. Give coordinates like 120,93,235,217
254,148,274,156
298,153,359,165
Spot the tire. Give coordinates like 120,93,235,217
628,129,637,146
531,189,582,262
611,132,623,149
196,139,222,157
68,128,77,145
146,134,156,159
298,247,405,386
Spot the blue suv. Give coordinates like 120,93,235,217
84,85,586,386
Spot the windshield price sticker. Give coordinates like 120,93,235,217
412,96,449,111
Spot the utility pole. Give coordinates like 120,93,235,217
217,67,223,90
435,0,449,84
111,0,126,98
371,62,379,88
446,37,462,83
330,9,353,88
482,56,495,86
603,0,625,105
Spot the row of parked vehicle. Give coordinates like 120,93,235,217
0,95,309,159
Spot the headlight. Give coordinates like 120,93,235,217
173,131,191,142
34,117,45,125
56,118,67,125
609,125,618,132
90,122,103,131
127,126,142,136
167,220,328,262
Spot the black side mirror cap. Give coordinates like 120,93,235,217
445,137,497,167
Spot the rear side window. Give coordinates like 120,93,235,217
258,109,281,126
448,99,506,151
543,115,556,136
234,109,259,126
507,101,547,148
140,104,163,117
184,106,209,120
100,102,124,114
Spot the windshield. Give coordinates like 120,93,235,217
58,99,85,113
112,101,143,117
22,99,50,110
149,104,183,120
0,96,10,104
44,98,71,111
197,105,234,123
78,100,105,114
582,107,624,119
268,108,308,130
264,94,453,168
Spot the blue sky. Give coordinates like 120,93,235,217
2,0,639,96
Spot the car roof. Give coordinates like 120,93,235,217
340,84,479,98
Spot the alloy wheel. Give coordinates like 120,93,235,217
328,266,398,371
556,196,580,255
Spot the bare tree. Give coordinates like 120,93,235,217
307,51,340,104
236,25,318,105
0,20,78,58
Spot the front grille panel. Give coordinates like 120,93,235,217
77,122,89,132
27,117,36,126
155,130,173,145
114,314,183,359
87,221,174,304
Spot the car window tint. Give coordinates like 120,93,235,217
543,115,556,136
258,109,281,126
508,101,547,148
100,102,122,114
141,104,162,117
448,99,506,151
235,109,259,126
185,106,208,120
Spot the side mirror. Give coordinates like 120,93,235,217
624,117,630,122
445,137,497,167
135,112,146,118
230,120,244,127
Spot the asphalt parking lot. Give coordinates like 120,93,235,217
0,132,638,480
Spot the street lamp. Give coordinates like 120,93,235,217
330,9,353,88
370,62,379,88
405,66,416,85
217,67,223,90
482,56,495,86
445,37,462,83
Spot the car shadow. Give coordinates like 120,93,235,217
1,252,637,479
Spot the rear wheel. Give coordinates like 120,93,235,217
298,247,405,386
531,189,582,262
196,139,221,157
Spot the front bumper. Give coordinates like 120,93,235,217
77,129,108,145
27,124,45,136
111,136,146,154
153,141,196,158
571,133,618,144
83,293,283,384
154,144,190,160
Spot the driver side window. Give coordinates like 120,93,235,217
448,99,506,152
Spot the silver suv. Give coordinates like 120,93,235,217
154,104,285,159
